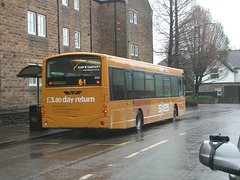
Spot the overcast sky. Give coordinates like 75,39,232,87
149,0,240,63
197,0,240,50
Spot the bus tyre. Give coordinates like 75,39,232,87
172,106,177,123
136,110,143,132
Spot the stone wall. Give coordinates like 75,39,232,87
0,110,29,126
0,0,153,111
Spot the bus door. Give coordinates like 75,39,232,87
125,70,135,128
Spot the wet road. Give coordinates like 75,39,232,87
1,104,240,180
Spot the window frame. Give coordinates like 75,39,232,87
130,10,134,23
38,14,46,37
135,45,138,57
210,68,219,79
134,12,138,25
131,44,134,56
74,0,80,10
75,31,81,49
27,11,36,35
62,0,68,6
63,28,69,47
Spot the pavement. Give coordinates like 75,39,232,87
0,124,71,147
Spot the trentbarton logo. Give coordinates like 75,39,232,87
63,91,82,95
46,91,95,104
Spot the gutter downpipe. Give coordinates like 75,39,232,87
114,0,117,56
57,0,61,54
90,0,93,52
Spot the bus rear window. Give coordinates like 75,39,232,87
46,55,101,87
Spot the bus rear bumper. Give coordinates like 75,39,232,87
42,117,110,129
42,118,61,128
87,117,109,129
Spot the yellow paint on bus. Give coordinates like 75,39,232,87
41,52,185,130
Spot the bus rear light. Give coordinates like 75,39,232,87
49,82,53,85
103,109,107,116
103,104,107,108
96,80,100,84
41,110,45,114
44,121,48,126
100,121,104,126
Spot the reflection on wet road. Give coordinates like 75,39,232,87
0,104,240,180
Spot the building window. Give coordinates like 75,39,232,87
130,11,133,23
131,44,134,56
63,28,69,47
62,0,68,6
135,45,138,57
27,11,36,35
130,10,138,25
28,11,46,37
75,31,80,49
74,0,80,10
38,14,46,37
211,68,219,79
134,12,138,25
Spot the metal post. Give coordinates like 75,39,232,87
89,0,93,52
37,77,40,104
57,0,61,54
114,0,117,56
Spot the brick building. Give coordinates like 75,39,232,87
0,0,153,110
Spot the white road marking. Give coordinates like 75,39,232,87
124,140,168,159
79,174,94,180
179,132,186,136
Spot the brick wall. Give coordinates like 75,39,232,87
99,2,127,57
0,0,92,110
0,0,153,110
0,0,53,110
0,111,29,126
127,0,153,63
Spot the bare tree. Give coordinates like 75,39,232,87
179,5,229,95
152,0,195,67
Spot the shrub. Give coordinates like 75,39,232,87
196,96,215,100
186,96,198,106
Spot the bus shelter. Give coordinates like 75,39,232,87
17,65,43,131
17,65,42,104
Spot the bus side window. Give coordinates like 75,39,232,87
170,76,179,97
163,75,171,97
179,77,184,97
125,71,133,99
145,73,155,98
112,68,125,100
133,71,145,99
155,74,164,97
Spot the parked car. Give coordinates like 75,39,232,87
199,135,240,179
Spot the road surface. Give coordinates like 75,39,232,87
0,104,240,180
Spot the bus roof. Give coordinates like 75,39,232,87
43,52,184,77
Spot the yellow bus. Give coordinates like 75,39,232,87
41,52,185,131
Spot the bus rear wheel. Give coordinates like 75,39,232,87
172,106,177,123
136,110,143,132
